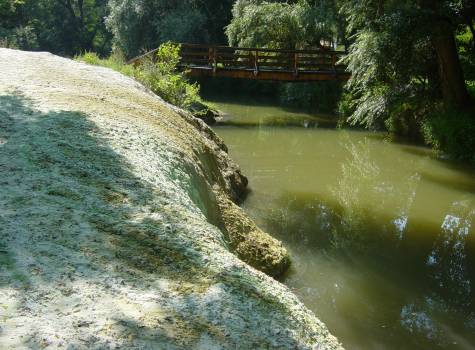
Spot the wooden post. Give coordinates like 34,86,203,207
208,47,217,72
332,53,336,73
294,53,299,76
213,47,217,72
254,49,259,76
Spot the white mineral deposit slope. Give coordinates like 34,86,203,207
0,49,343,350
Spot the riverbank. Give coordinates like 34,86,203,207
0,49,343,349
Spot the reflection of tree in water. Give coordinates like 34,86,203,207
332,136,475,346
252,130,475,348
397,198,475,346
262,192,336,249
331,134,421,250
264,133,426,251
332,136,381,242
427,200,474,309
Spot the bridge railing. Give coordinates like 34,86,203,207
178,43,347,75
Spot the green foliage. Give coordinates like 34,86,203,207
0,25,38,49
106,0,234,58
137,43,200,110
154,43,181,73
224,0,342,113
226,0,338,49
0,0,111,56
226,1,301,49
77,51,135,76
339,0,474,160
0,0,25,26
0,0,38,49
157,3,208,44
422,107,475,163
75,43,200,111
1,0,236,57
340,2,438,129
457,26,475,81
467,80,475,98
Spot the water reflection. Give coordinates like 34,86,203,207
212,102,475,349
428,200,474,308
207,98,337,128
330,135,425,248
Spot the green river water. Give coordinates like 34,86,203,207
208,97,475,350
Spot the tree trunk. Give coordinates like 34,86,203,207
430,19,471,110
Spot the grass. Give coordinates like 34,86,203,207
76,51,135,78
75,43,202,111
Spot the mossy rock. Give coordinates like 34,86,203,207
189,101,220,125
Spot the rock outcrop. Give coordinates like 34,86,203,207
188,101,220,125
0,49,343,350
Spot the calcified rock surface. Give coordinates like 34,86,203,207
0,49,343,350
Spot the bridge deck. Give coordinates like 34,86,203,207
129,43,350,82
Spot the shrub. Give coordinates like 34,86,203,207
75,43,201,111
136,42,200,110
77,52,102,65
0,36,16,48
0,25,38,50
78,51,136,77
457,27,475,81
422,107,475,163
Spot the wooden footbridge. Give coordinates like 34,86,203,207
129,43,350,82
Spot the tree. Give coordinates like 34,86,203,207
340,0,473,133
33,0,111,55
0,0,111,55
226,0,339,49
0,0,39,49
106,0,234,58
53,0,111,54
422,0,471,109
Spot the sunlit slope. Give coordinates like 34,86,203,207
0,49,343,350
